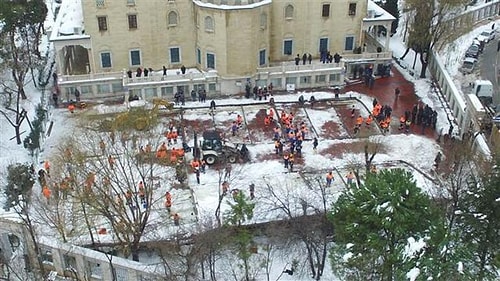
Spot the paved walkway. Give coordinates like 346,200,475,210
345,67,439,140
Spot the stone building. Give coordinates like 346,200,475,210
49,0,394,101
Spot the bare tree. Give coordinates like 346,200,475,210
53,122,168,262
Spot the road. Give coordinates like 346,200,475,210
480,35,500,108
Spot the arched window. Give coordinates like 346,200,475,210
260,12,267,29
285,4,294,19
168,11,178,26
205,16,214,32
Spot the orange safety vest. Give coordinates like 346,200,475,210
42,186,51,198
366,116,373,125
356,116,363,125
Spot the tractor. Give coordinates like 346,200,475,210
197,130,250,165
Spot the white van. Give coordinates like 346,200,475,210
477,29,495,43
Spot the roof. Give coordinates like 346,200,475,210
202,130,223,140
49,0,89,42
364,0,396,22
193,0,271,10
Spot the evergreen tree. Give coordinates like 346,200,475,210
224,191,256,281
329,168,440,280
3,163,46,277
4,163,35,211
382,0,399,35
455,159,500,280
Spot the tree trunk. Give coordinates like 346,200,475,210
419,51,429,78
400,48,411,60
14,125,22,145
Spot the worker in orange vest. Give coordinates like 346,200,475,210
68,103,75,113
365,115,373,127
138,181,145,204
356,115,363,127
399,115,406,130
156,142,168,158
264,116,270,126
326,172,334,187
165,191,172,212
170,149,178,163
191,159,200,171
44,160,50,176
42,186,51,203
108,155,115,168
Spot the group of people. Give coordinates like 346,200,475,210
266,109,312,172
190,89,207,102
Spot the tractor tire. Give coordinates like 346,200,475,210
227,154,237,164
204,155,218,165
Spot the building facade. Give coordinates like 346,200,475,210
50,0,394,101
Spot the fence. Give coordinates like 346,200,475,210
428,0,499,156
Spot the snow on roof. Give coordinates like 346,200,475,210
365,0,396,22
192,0,271,10
49,0,89,42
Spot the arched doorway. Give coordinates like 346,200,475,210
58,45,90,75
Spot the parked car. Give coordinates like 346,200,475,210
476,29,495,43
465,44,480,58
472,39,485,53
460,57,476,74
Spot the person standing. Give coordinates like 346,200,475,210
302,53,307,65
288,153,295,172
394,87,400,100
224,163,232,179
249,184,255,200
326,172,334,187
313,138,318,152
295,54,300,65
346,172,355,185
308,53,312,64
173,213,180,226
283,153,289,169
195,167,201,184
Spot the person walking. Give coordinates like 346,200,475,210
394,87,400,100
288,153,295,172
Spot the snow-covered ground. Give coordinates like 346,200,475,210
0,0,498,280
